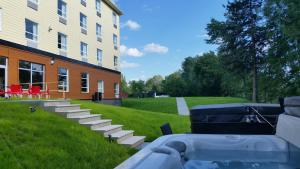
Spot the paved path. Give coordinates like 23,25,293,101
176,97,190,116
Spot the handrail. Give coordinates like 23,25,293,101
246,105,275,129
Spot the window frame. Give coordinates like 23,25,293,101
113,12,117,26
97,48,102,66
19,60,45,90
25,19,38,42
80,42,88,60
80,13,87,30
114,56,118,67
114,83,120,98
96,0,101,12
81,73,89,93
113,34,118,47
96,23,102,39
28,0,38,5
58,32,67,51
58,67,69,92
57,0,67,19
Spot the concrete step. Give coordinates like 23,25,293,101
54,104,81,112
119,136,146,148
43,100,70,107
93,125,123,137
57,109,91,118
69,114,101,123
109,130,134,143
80,119,111,129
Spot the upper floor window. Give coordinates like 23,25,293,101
27,0,38,10
113,12,117,28
96,23,102,41
58,67,69,92
81,73,89,93
114,56,118,67
80,42,88,62
25,19,38,42
80,13,87,34
58,0,67,19
97,49,102,66
0,8,2,32
81,0,86,7
113,34,118,49
96,0,101,12
58,32,67,51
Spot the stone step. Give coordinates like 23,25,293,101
54,104,81,112
93,125,123,137
43,100,70,107
109,130,134,143
119,136,146,148
80,119,111,129
57,109,91,118
69,114,101,123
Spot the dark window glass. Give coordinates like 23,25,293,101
58,34,62,48
32,71,43,88
58,68,67,75
19,61,31,69
0,57,6,66
32,63,43,71
19,69,31,89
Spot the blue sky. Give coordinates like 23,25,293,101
115,0,227,81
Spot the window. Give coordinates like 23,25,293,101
97,49,102,66
113,34,118,49
96,0,101,12
25,19,38,41
58,68,69,92
27,0,38,10
113,12,117,27
96,23,102,41
58,0,67,19
28,0,38,4
81,0,86,6
80,13,87,30
80,42,88,62
114,83,120,98
0,8,2,32
81,73,89,93
114,56,118,67
98,80,104,98
58,33,67,51
19,61,44,90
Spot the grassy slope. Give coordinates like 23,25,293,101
121,98,177,114
185,97,249,108
0,103,135,169
72,100,190,141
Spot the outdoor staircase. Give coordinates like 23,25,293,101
41,100,146,148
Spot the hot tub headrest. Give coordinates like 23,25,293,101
165,141,187,154
284,96,300,118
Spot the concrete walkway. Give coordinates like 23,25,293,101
176,97,190,116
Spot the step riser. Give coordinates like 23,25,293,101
90,122,111,130
130,138,145,148
102,127,122,137
55,106,81,112
117,133,134,144
43,102,70,107
67,112,91,118
78,116,101,123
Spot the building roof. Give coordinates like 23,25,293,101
103,0,123,15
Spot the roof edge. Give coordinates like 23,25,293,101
102,0,123,15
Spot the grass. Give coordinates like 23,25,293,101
121,97,177,114
72,100,190,142
185,97,249,108
0,102,135,169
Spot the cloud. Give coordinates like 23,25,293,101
120,45,144,57
196,33,209,39
122,20,141,31
144,43,169,54
120,60,140,69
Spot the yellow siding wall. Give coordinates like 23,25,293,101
0,0,120,70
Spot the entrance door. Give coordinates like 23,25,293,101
97,80,104,98
0,57,7,97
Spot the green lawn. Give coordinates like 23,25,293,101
121,97,177,114
185,97,249,108
0,102,135,169
72,100,190,141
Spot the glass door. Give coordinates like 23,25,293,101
97,80,104,98
0,57,7,97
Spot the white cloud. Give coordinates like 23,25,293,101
122,20,141,31
120,45,144,57
120,60,140,69
144,43,169,54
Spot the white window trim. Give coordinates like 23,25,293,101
80,42,88,58
19,61,45,90
113,12,117,26
114,83,120,98
25,19,38,42
58,0,67,19
113,34,118,47
58,68,69,92
98,80,104,98
28,0,39,5
81,73,89,93
58,32,67,51
80,13,87,30
97,49,102,66
96,24,102,38
96,0,101,12
0,57,8,95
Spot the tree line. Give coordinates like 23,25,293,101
123,0,300,102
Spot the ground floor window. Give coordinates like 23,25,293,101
58,67,69,92
98,80,104,97
19,60,44,89
114,83,119,98
81,73,89,93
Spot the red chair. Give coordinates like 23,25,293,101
7,84,23,97
29,85,42,99
0,89,5,95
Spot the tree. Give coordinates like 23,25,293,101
128,80,146,97
121,75,129,94
163,71,186,97
207,0,268,102
145,75,164,94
